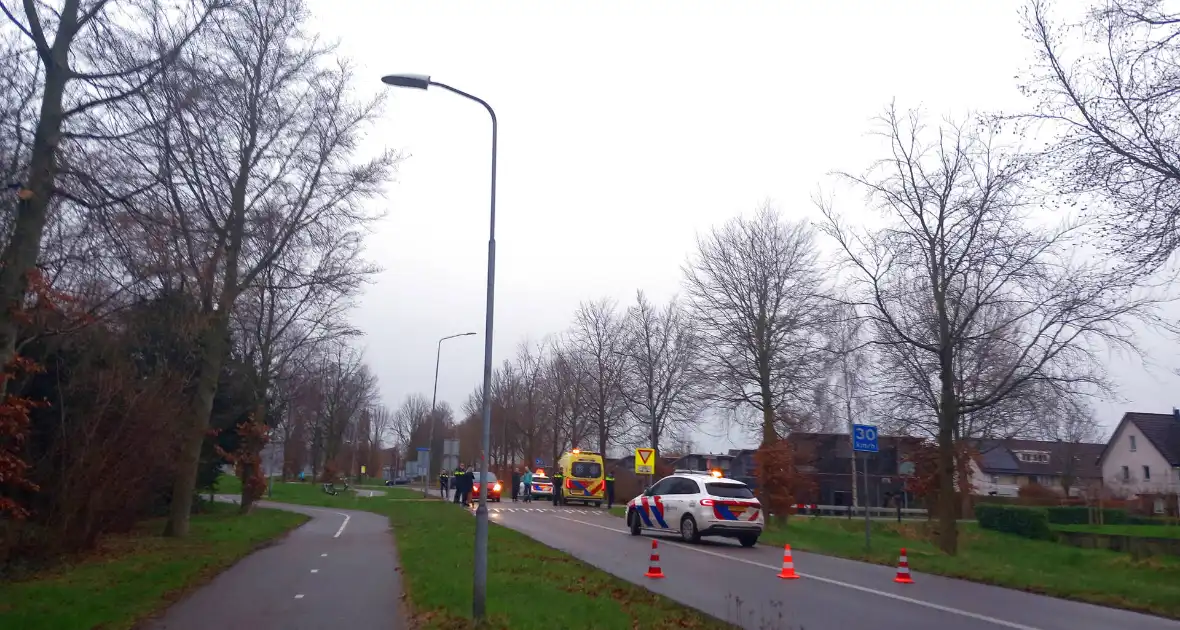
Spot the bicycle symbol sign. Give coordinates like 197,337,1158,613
852,424,879,453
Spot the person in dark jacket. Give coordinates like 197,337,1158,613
440,470,450,500
460,465,473,506
551,469,564,506
452,465,466,504
511,468,521,502
605,469,616,508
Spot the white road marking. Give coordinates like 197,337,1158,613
294,594,305,599
321,553,328,557
333,512,350,538
550,516,1044,630
311,569,318,573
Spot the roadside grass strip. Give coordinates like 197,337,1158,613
0,502,308,630
247,481,735,629
390,500,734,630
759,517,1180,619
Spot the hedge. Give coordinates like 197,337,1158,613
974,504,1054,540
1045,506,1128,525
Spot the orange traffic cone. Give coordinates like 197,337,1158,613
644,539,665,579
777,544,800,579
894,547,914,584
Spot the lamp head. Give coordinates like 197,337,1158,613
381,73,431,90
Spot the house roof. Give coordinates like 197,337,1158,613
974,439,1105,479
1125,412,1180,467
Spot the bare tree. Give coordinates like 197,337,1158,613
541,335,588,466
819,105,1158,554
618,290,703,462
1032,390,1105,496
230,225,371,510
0,0,218,378
571,298,628,454
683,203,833,447
1021,0,1180,268
113,0,399,536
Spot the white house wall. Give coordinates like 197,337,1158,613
1102,419,1180,497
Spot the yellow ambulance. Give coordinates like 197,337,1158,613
556,449,606,506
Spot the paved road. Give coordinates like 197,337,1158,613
147,500,403,630
480,505,1180,630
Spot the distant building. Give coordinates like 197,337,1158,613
967,439,1105,498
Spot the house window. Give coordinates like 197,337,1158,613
1015,451,1050,464
1143,466,1151,481
1121,466,1130,481
990,475,999,484
1130,435,1137,452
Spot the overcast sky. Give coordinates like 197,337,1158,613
307,0,1180,452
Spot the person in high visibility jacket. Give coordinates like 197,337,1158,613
452,465,465,504
440,470,450,500
605,470,616,509
551,470,564,506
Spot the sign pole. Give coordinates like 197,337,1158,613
851,424,879,553
863,451,871,551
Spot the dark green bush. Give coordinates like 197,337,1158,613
975,504,1054,540
1045,506,1128,525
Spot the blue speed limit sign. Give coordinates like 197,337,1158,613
852,424,879,452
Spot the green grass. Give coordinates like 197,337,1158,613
255,480,734,629
0,502,308,630
758,516,1180,619
1053,524,1180,539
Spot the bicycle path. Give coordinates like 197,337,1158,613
145,499,403,630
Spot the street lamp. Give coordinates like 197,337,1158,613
381,74,498,621
426,331,477,498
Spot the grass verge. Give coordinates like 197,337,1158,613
0,502,308,630
759,516,1180,619
1053,524,1180,539
250,481,734,629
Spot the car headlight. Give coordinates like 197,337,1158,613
493,482,502,491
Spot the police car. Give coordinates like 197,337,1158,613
625,470,763,547
529,470,554,500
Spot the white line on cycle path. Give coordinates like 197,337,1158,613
550,515,1042,630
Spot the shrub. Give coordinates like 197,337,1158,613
975,504,1054,540
1046,506,1128,525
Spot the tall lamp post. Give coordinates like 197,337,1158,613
380,74,498,621
426,331,477,498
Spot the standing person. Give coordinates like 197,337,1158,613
605,469,616,509
551,469,564,506
452,464,466,504
440,469,450,500
460,465,473,507
522,468,534,503
510,468,521,502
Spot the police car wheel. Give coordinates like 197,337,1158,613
738,534,758,548
679,515,701,543
628,510,641,535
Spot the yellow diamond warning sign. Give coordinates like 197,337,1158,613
634,448,656,475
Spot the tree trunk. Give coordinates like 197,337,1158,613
239,398,267,515
0,59,70,383
936,355,959,555
164,313,231,536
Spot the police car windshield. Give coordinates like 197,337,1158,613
532,477,550,484
572,462,602,478
706,483,755,499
